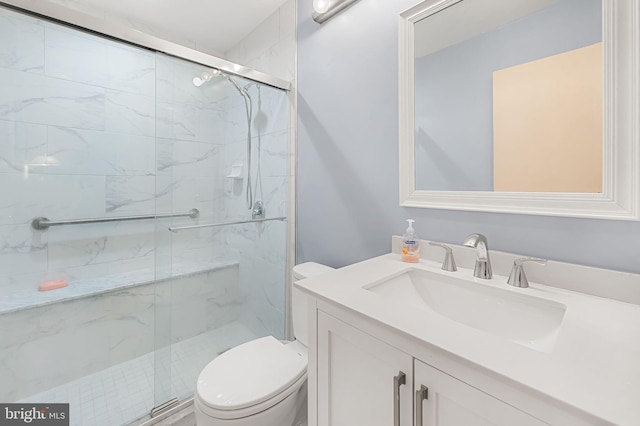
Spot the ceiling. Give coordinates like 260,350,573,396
51,0,290,56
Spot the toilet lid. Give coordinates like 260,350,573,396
292,262,335,280
197,336,307,411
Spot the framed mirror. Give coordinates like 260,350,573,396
399,0,639,220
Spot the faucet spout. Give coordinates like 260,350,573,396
463,233,492,279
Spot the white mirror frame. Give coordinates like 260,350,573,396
399,0,639,220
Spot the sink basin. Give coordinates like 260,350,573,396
365,269,566,353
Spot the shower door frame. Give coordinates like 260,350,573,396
0,0,296,420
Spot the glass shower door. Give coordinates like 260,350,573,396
151,52,290,408
0,6,166,425
0,4,289,424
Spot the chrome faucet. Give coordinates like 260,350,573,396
252,200,264,219
463,233,492,279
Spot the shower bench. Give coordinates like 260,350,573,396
0,259,241,402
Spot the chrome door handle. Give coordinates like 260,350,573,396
393,371,406,426
415,385,429,425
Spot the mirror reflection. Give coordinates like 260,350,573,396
414,0,603,192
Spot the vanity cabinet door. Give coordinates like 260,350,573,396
414,360,546,426
316,311,414,426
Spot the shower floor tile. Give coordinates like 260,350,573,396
18,321,258,426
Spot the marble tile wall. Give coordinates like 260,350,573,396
0,8,164,294
153,59,290,341
0,9,237,293
225,0,297,83
225,0,297,339
165,79,290,340
221,82,290,339
0,3,291,402
0,264,241,402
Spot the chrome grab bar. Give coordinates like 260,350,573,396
168,216,287,232
31,209,200,231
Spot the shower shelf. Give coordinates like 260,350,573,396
0,259,239,316
226,163,243,179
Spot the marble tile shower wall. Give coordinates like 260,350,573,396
0,5,290,403
0,264,242,401
223,0,295,340
156,58,290,341
0,9,162,293
220,74,289,338
0,5,289,332
176,73,290,338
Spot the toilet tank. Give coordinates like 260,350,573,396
292,262,334,346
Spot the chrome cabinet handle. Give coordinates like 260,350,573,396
415,385,429,425
393,371,406,426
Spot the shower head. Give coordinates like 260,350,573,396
192,69,256,95
192,69,222,87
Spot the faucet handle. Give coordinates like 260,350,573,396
514,257,547,267
508,257,547,288
429,242,457,272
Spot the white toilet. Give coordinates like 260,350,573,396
194,262,334,426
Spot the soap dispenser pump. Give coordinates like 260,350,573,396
401,219,420,263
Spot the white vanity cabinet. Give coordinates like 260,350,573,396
316,311,414,426
414,360,544,426
300,253,640,425
313,307,591,426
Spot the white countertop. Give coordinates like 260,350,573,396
295,253,640,425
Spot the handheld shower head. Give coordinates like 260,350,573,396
226,75,242,91
190,68,260,212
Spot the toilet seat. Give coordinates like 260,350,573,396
196,336,307,420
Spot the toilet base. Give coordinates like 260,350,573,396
194,380,307,426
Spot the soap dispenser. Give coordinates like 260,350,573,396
401,219,420,263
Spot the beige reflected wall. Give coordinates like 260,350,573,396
493,42,603,193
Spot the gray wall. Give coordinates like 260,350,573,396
296,0,640,275
415,0,602,190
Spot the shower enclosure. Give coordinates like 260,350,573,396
0,4,290,425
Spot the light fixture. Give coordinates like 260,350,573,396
313,0,330,13
312,0,360,24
